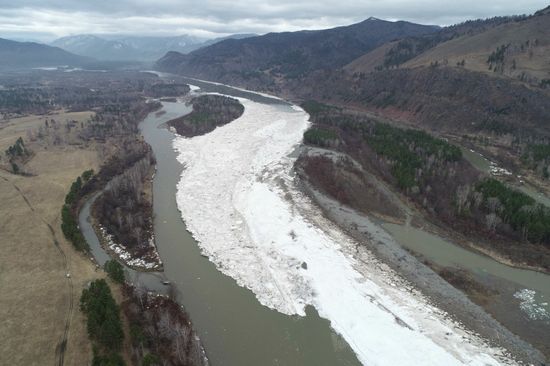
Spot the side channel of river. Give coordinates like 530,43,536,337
80,98,361,365
381,146,550,355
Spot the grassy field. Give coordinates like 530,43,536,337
0,112,105,365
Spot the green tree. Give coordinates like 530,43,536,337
104,260,125,284
80,279,124,351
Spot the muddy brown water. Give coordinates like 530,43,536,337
80,97,361,366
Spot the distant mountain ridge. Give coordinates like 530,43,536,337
0,38,92,70
155,17,439,85
154,8,550,144
51,34,256,61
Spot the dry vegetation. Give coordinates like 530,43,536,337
0,111,103,365
122,285,209,366
404,13,550,85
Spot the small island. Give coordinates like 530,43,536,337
167,94,244,137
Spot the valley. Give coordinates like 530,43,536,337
2,3,550,366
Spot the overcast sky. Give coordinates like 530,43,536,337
0,0,547,42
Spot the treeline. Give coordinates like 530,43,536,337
122,285,209,366
80,279,125,365
93,149,155,256
300,101,550,269
58,139,155,254
167,95,244,137
0,70,165,116
302,101,465,192
61,170,94,251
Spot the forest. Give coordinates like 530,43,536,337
300,101,550,269
476,178,550,246
80,279,125,365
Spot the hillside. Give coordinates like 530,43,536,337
155,18,439,85
52,34,256,61
346,12,550,87
0,38,92,70
293,66,550,144
404,12,550,85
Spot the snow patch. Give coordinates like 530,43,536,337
98,226,162,270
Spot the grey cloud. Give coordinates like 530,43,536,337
0,0,547,41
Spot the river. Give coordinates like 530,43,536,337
80,99,362,366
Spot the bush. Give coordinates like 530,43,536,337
104,260,125,284
82,169,95,182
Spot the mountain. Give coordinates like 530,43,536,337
347,11,550,85
0,38,92,70
155,18,439,85
51,35,137,61
51,34,256,61
402,12,550,84
155,8,550,141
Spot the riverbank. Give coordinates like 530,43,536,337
76,100,212,365
298,175,547,363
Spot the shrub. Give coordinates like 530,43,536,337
104,260,125,284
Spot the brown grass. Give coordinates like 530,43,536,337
405,14,550,81
0,112,106,366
